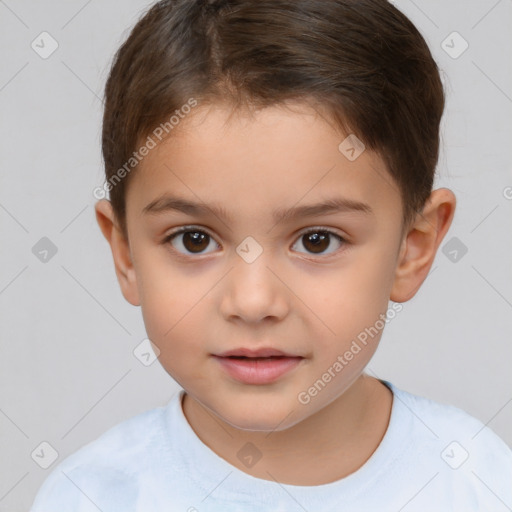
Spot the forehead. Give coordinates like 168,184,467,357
126,102,402,226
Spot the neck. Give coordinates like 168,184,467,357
182,374,393,486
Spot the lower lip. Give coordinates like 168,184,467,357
212,356,303,385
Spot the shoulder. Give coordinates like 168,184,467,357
389,381,510,450
30,403,170,511
384,381,512,507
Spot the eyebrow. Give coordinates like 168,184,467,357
142,194,373,224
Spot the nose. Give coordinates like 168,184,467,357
219,249,290,325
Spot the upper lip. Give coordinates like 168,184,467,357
214,347,302,358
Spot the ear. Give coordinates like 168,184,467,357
94,199,140,306
390,188,456,302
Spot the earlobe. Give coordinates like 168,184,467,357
390,188,456,303
94,199,140,306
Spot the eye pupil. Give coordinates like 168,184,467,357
183,231,209,253
303,232,329,254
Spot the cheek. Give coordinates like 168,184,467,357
134,255,197,345
134,253,216,385
317,260,394,327
140,285,209,389
303,241,398,358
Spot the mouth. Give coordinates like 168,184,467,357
214,347,301,358
212,347,304,385
223,355,290,360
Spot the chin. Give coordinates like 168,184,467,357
224,414,287,432
215,397,302,433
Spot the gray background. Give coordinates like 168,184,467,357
1,0,511,510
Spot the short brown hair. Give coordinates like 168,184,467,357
102,0,445,237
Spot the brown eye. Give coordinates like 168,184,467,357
165,228,219,255
293,229,345,256
303,232,330,253
182,231,210,253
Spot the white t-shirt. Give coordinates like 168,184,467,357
31,380,512,511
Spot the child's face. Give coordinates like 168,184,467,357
120,102,406,431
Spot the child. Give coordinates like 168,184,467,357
31,0,512,510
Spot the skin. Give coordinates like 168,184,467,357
95,101,456,485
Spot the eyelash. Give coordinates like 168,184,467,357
161,225,348,259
